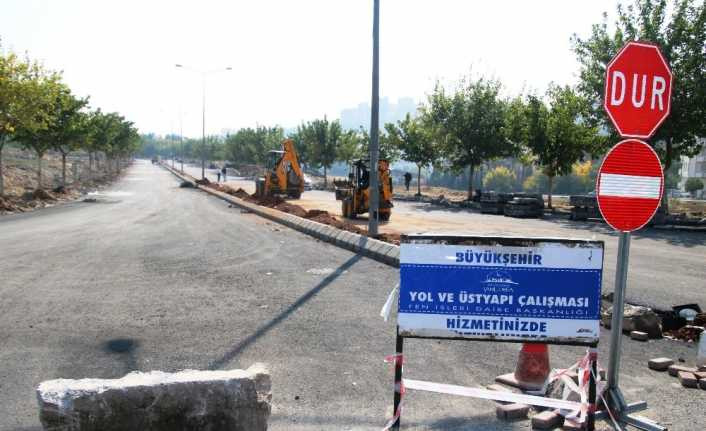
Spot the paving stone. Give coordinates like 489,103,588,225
630,331,649,341
496,403,530,420
648,357,674,371
678,371,698,388
694,371,706,380
668,364,697,377
531,410,564,429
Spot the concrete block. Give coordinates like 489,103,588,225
668,364,697,377
694,371,706,380
562,419,584,430
496,403,529,420
531,410,564,429
698,365,706,372
630,331,649,341
678,371,698,388
37,363,271,431
648,357,674,371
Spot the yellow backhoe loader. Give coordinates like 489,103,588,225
334,159,393,221
255,139,305,199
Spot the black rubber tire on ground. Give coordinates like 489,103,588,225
378,211,390,222
288,191,302,199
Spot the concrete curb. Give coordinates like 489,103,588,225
161,163,400,267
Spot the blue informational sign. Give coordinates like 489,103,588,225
398,236,604,344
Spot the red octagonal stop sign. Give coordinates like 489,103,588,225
597,139,664,232
603,41,673,139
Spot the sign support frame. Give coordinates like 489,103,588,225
390,234,605,430
605,232,667,431
389,330,599,430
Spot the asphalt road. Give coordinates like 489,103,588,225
178,161,706,310
0,160,703,430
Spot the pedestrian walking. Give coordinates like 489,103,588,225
221,167,227,182
404,172,412,191
217,171,221,182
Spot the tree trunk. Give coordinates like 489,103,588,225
88,152,94,181
661,138,672,214
547,175,554,210
417,164,422,196
324,165,328,188
0,140,4,197
61,152,67,187
37,152,43,189
467,164,475,200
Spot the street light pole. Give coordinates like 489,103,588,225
201,74,206,180
368,0,380,237
175,64,231,180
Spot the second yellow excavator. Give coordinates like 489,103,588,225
255,139,305,199
335,159,393,221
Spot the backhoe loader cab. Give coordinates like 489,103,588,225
334,159,393,221
255,139,304,199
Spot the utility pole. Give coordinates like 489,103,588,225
368,0,380,237
201,74,206,180
175,64,231,180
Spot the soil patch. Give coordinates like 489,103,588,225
203,181,400,245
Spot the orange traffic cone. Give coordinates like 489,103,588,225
513,343,550,391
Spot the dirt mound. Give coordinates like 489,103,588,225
32,189,56,201
52,185,67,194
195,178,211,185
0,197,18,212
377,232,401,245
304,209,328,218
231,188,252,199
275,203,307,218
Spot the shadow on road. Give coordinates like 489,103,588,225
268,412,502,430
208,254,363,370
102,338,140,374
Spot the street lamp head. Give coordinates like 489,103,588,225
226,67,232,71
175,64,183,68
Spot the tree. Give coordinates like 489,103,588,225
14,67,64,189
358,126,401,163
484,166,518,193
425,77,513,200
336,129,363,167
386,114,436,195
685,177,704,196
46,88,90,187
0,50,55,194
302,117,340,187
524,86,597,209
571,0,706,168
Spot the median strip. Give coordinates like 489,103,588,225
161,164,400,267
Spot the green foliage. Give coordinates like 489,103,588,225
685,177,704,194
386,114,436,170
484,166,518,193
571,0,706,167
336,129,363,165
425,76,514,198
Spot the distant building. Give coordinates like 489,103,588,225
679,137,706,198
340,97,418,130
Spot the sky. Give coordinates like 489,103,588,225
1,0,622,138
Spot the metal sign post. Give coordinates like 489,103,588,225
604,232,666,431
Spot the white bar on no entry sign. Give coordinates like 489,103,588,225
599,173,661,198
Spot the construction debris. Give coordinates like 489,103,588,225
664,325,704,342
648,358,674,371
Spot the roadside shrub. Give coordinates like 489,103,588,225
484,166,518,193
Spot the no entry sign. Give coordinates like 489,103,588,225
597,139,664,232
603,41,673,139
